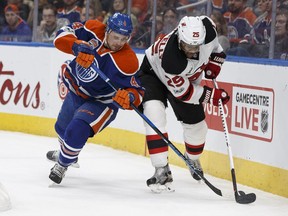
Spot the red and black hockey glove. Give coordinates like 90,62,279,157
112,89,135,110
72,40,94,68
204,52,226,79
200,86,230,106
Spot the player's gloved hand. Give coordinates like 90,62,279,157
201,86,230,106
72,40,94,68
112,89,135,110
204,52,226,79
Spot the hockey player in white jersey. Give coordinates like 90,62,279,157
139,15,230,193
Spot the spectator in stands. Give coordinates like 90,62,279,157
163,0,189,17
82,0,104,21
0,4,32,42
27,0,49,28
131,14,164,49
35,4,69,43
224,0,257,56
224,0,256,44
211,0,227,13
57,0,81,24
103,0,138,30
252,0,272,44
211,10,231,52
167,0,189,8
277,0,288,13
154,14,165,40
253,0,268,17
0,0,8,32
274,10,288,60
247,0,272,58
100,0,111,13
131,0,149,24
162,7,179,34
48,0,64,9
140,0,167,19
80,5,96,22
7,0,30,21
155,0,167,16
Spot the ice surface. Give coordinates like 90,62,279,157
0,131,287,216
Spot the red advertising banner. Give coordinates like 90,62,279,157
203,80,274,142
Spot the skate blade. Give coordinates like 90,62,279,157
70,162,80,168
149,182,175,193
47,159,80,168
48,181,57,188
48,180,64,187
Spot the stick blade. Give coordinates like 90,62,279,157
235,191,256,204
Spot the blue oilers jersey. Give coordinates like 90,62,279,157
54,19,144,105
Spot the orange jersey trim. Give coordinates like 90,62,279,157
111,45,139,75
90,108,113,134
64,70,89,99
84,20,106,41
54,34,77,55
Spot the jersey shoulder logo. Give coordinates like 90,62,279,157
72,22,84,30
130,76,140,88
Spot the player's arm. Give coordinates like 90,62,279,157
54,20,104,54
112,72,145,110
54,21,101,68
204,51,226,79
175,82,230,106
200,16,227,80
54,24,81,54
111,50,145,110
163,73,229,106
113,86,144,110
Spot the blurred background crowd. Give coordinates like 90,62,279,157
0,0,287,60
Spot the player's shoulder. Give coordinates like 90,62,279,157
84,20,106,40
85,19,105,29
200,15,217,44
200,15,216,28
111,45,139,75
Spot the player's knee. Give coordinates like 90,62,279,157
64,119,92,149
182,120,208,144
55,121,66,139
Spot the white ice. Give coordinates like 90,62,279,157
0,130,287,216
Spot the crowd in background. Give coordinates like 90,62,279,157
0,0,287,60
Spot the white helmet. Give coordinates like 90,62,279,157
177,16,206,46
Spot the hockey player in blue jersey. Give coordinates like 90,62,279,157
46,13,144,184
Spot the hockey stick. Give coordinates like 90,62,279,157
86,62,222,197
212,79,256,204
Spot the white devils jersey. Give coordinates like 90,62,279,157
145,16,224,104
